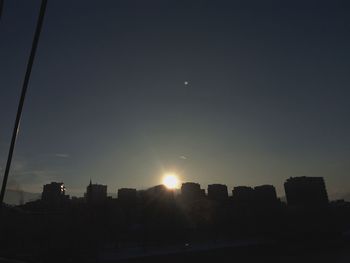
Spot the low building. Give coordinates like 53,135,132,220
118,188,137,203
143,185,174,202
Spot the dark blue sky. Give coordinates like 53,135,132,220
1,0,350,197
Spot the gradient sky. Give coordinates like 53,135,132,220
1,0,350,197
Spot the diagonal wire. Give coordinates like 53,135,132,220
0,0,4,20
0,0,48,207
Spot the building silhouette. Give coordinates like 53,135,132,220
207,184,228,201
141,185,174,203
232,186,255,204
85,180,107,205
8,175,350,262
41,182,67,204
118,188,137,203
284,176,329,207
254,184,278,205
181,182,205,201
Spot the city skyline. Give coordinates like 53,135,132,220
36,175,330,206
4,175,334,203
1,0,350,198
2,159,348,200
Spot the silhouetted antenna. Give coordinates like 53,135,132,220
0,0,48,207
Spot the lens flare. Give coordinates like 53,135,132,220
162,174,180,189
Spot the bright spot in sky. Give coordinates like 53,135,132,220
162,173,180,189
184,81,189,85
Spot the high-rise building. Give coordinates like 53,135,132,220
41,182,67,204
85,180,107,205
232,186,255,203
254,185,278,205
207,184,228,201
181,182,204,201
284,176,329,206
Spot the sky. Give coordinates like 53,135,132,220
0,0,350,198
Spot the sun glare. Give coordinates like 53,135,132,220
162,174,180,189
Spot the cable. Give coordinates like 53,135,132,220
0,0,48,207
0,0,4,20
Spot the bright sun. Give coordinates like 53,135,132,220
162,174,180,189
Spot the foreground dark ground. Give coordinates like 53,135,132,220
1,238,349,263
1,187,350,263
117,240,350,263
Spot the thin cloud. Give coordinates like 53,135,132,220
55,153,70,158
